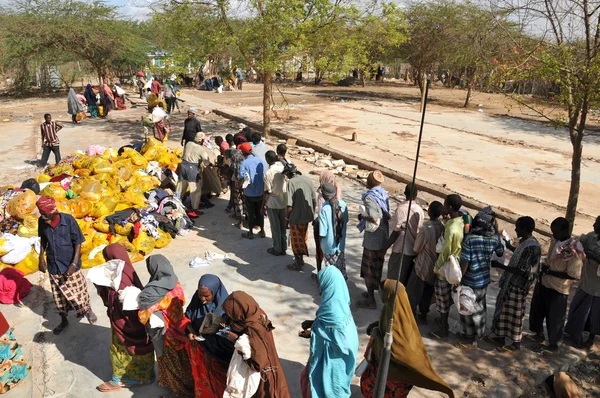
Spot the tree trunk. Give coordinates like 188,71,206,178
565,129,583,230
314,69,322,85
263,71,271,138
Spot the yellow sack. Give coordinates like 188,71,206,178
69,198,94,219
75,168,92,177
80,180,102,202
129,251,145,263
122,148,148,168
93,173,112,182
154,229,172,249
40,182,66,201
13,249,39,275
92,232,110,248
120,192,146,207
115,223,133,236
74,156,102,171
133,232,154,256
51,164,74,176
82,249,105,269
36,174,52,183
0,238,9,257
55,200,70,214
17,214,39,238
99,185,115,198
90,196,119,219
93,160,116,175
6,190,37,220
116,166,132,181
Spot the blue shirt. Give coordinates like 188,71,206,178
239,155,265,197
38,213,85,275
319,200,348,255
460,233,504,289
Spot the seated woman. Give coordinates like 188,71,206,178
185,274,234,397
221,291,290,397
95,243,154,392
299,266,358,397
138,255,194,397
361,280,454,398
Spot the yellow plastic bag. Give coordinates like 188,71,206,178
133,232,154,255
17,214,39,238
82,249,105,269
40,182,66,201
76,168,92,177
13,249,39,275
36,174,52,183
51,164,74,176
6,190,37,220
92,217,111,233
92,232,110,247
0,238,9,257
90,196,119,218
129,251,145,263
93,160,116,175
116,166,132,181
80,180,102,202
69,198,94,219
115,223,133,236
55,200,70,214
122,148,148,168
154,229,172,249
74,156,102,171
120,192,146,207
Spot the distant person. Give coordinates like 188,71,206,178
67,88,84,124
100,84,114,118
239,142,266,239
408,201,445,320
39,113,63,166
315,171,343,272
356,171,390,309
252,132,269,168
84,84,99,118
529,217,584,353
225,148,245,229
318,182,349,278
430,194,464,340
284,164,317,271
263,150,287,256
277,143,292,167
565,216,600,348
163,79,176,114
225,133,234,149
214,136,229,156
177,133,208,212
236,68,244,90
489,216,541,352
151,78,162,96
37,196,97,335
181,108,202,146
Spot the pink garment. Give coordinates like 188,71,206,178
0,268,31,304
76,94,87,104
102,84,115,100
316,170,343,212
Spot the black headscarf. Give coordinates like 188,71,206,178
470,206,496,236
321,183,344,246
138,255,178,310
84,84,96,106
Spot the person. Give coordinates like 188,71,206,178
565,216,600,348
356,171,390,309
386,183,424,284
456,207,504,349
299,267,358,397
220,291,290,397
84,84,99,118
361,279,454,398
236,68,244,90
137,75,146,99
408,201,445,320
315,171,342,272
185,274,234,397
284,164,317,271
177,133,209,212
430,194,464,340
318,182,349,279
239,142,266,239
138,255,194,397
225,148,245,229
36,196,97,334
251,132,269,168
151,104,170,142
100,84,114,118
225,134,234,149
114,83,127,110
67,87,84,124
215,136,229,156
277,143,291,167
263,150,287,256
0,312,30,394
181,108,203,146
489,216,541,352
39,114,63,166
151,78,162,96
94,244,155,392
529,217,584,353
163,79,176,114
147,92,160,113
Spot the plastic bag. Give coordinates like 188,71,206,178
85,145,107,156
40,182,66,201
80,180,102,202
452,286,477,316
0,239,10,257
6,190,37,220
51,164,74,176
1,235,40,265
120,192,146,207
93,160,116,175
14,249,39,275
224,334,260,398
90,196,119,218
154,229,172,249
76,168,92,177
133,232,155,255
69,198,94,219
92,217,111,233
37,174,52,183
82,249,106,269
122,148,148,168
116,166,132,181
17,215,39,238
115,223,133,236
436,255,462,285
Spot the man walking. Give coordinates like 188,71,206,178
239,142,266,239
263,151,287,256
181,108,203,146
39,114,63,167
37,196,96,335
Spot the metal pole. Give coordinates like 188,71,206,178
373,76,431,398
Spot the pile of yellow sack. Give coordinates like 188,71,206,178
0,137,182,275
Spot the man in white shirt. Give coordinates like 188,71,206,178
263,151,287,255
251,132,270,169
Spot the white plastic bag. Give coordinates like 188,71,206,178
115,85,126,96
360,205,380,233
86,259,125,290
453,286,477,315
224,334,260,398
435,235,445,254
436,254,462,285
1,234,40,265
492,237,507,265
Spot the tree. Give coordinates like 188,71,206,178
492,0,600,229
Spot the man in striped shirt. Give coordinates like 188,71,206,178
40,113,63,166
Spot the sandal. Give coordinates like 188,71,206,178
96,381,122,392
454,341,477,350
241,232,255,240
428,331,449,341
496,344,520,353
525,333,545,343
267,248,283,256
355,300,377,310
287,263,303,271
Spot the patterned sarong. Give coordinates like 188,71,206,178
360,248,386,290
290,223,309,256
49,270,91,317
491,284,528,342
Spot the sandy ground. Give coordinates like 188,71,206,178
0,86,596,398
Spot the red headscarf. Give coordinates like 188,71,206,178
238,142,253,154
36,196,57,214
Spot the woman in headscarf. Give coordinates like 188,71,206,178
114,83,127,110
67,88,84,124
318,182,349,279
361,280,454,398
185,275,234,397
314,171,343,272
100,84,114,118
138,255,194,397
221,291,290,398
94,244,154,392
152,104,170,142
84,84,99,118
299,267,358,397
147,92,160,113
225,148,245,229
197,137,222,199
163,79,177,114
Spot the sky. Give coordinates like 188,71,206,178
107,0,151,19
